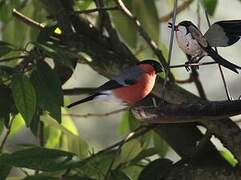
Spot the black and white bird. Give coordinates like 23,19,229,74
168,20,241,73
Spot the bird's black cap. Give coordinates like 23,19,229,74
138,60,163,73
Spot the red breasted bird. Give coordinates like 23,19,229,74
168,20,241,73
67,60,162,108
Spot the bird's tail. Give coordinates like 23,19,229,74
205,47,241,73
67,94,98,108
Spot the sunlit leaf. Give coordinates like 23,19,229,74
220,150,238,167
9,113,25,137
31,61,63,123
116,139,142,165
11,74,36,126
42,114,89,158
153,132,169,158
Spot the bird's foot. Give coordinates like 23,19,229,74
184,61,191,71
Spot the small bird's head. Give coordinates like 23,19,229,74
138,60,163,74
168,21,194,35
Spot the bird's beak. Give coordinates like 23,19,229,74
168,22,178,31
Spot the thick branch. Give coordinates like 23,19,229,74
132,100,241,123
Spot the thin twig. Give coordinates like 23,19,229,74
190,0,206,100
160,0,194,22
12,8,44,30
169,61,217,69
161,0,178,97
75,6,118,14
0,116,14,152
114,0,168,74
63,107,128,118
204,9,232,101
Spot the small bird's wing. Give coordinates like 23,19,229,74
188,25,241,73
67,66,143,108
204,20,241,47
188,25,208,47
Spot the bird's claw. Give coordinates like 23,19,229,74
185,62,191,71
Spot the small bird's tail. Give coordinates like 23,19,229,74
67,94,98,108
205,47,241,73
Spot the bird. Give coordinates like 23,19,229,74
67,60,163,108
168,20,241,73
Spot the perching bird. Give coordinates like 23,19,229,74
67,60,162,108
168,20,241,73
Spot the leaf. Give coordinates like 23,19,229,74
31,61,63,123
9,113,25,137
0,84,13,120
34,42,73,69
11,74,37,126
23,176,58,180
201,0,218,16
0,160,11,180
132,0,159,44
30,110,40,137
220,150,237,167
43,114,89,158
153,132,169,158
138,159,173,180
0,147,78,171
0,40,14,56
117,139,142,165
109,1,137,48
111,170,131,180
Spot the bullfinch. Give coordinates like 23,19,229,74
168,20,241,73
67,60,162,108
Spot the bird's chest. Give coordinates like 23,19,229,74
176,32,203,57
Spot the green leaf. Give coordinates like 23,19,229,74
0,147,77,171
201,0,218,16
153,132,169,158
11,74,37,126
111,170,131,180
75,0,93,11
30,110,40,137
9,113,25,137
34,42,73,69
23,176,58,180
0,40,14,56
43,114,89,158
138,159,173,180
220,150,238,167
0,160,11,180
0,84,12,120
132,0,159,44
115,139,142,166
31,61,63,123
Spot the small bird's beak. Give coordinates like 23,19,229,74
168,22,178,31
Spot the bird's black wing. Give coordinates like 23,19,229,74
67,80,123,108
204,20,241,47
